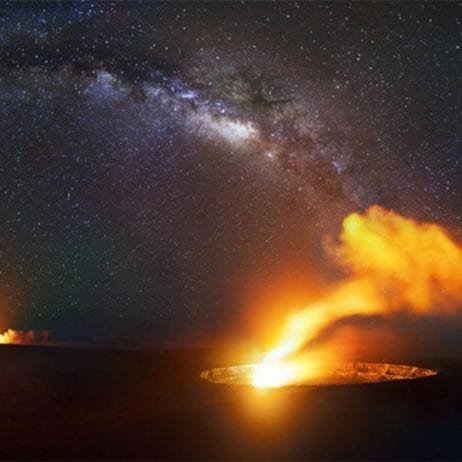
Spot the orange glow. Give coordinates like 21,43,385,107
241,262,327,350
252,205,462,388
252,361,296,388
252,349,335,388
0,328,49,345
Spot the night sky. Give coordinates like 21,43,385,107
0,1,461,348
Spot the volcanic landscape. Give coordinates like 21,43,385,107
0,1,461,460
0,344,460,460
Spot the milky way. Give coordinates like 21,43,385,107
0,2,460,346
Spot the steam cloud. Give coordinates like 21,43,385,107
265,205,462,363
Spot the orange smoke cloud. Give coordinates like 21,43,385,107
338,206,462,312
0,329,49,345
253,205,462,387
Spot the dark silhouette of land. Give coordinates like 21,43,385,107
0,344,460,460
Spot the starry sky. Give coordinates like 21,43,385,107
0,1,460,347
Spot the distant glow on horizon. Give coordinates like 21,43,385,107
0,328,49,345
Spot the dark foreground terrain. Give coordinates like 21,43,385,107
0,345,461,460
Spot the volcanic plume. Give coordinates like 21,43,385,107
252,205,462,387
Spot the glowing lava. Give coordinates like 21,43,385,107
201,362,437,387
252,361,297,388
